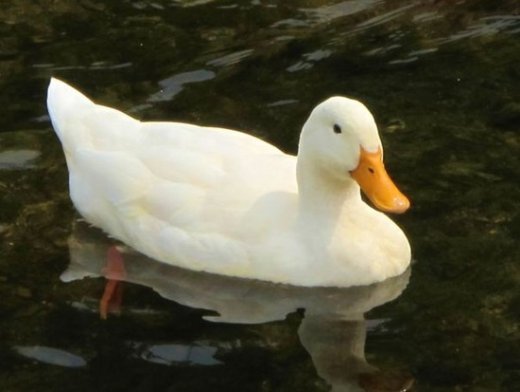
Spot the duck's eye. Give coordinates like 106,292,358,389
368,167,375,174
333,124,342,134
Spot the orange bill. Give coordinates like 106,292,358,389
349,147,410,214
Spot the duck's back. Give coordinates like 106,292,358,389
47,79,283,156
47,79,298,275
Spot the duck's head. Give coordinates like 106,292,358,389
299,96,410,214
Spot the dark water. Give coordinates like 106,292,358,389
1,1,519,391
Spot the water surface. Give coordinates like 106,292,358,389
0,1,519,391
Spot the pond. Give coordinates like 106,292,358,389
0,1,519,391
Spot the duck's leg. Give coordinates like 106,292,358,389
99,245,126,319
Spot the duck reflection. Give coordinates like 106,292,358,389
62,221,413,391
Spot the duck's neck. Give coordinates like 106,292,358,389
296,155,361,225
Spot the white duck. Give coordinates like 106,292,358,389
47,78,411,287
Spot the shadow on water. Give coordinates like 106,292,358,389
0,0,519,391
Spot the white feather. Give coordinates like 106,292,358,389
47,78,411,286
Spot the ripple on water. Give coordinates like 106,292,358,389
0,150,40,169
147,69,216,103
134,342,222,366
206,49,254,67
302,0,382,24
14,346,87,368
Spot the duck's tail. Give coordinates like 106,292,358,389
47,78,95,145
47,78,140,154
